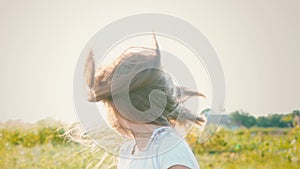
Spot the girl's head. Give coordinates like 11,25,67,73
84,34,206,136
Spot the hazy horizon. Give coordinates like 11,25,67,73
1,108,298,124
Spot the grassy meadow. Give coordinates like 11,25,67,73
0,121,299,169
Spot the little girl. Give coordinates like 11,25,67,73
84,34,206,169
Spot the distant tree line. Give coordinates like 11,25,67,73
229,110,300,128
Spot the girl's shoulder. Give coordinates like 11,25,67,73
154,126,188,152
155,128,200,169
119,138,135,157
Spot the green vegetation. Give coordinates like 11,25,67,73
0,121,111,169
187,127,300,169
0,119,300,168
229,110,300,128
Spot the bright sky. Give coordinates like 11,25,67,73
0,0,299,123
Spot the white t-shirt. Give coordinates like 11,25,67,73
118,126,200,169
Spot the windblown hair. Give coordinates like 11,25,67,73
84,34,206,135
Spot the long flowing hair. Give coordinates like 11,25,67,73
84,34,206,135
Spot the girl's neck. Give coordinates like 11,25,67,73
130,123,166,151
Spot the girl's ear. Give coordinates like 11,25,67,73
84,49,95,90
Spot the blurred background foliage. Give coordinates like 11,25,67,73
0,110,300,169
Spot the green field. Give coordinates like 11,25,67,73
0,122,299,169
